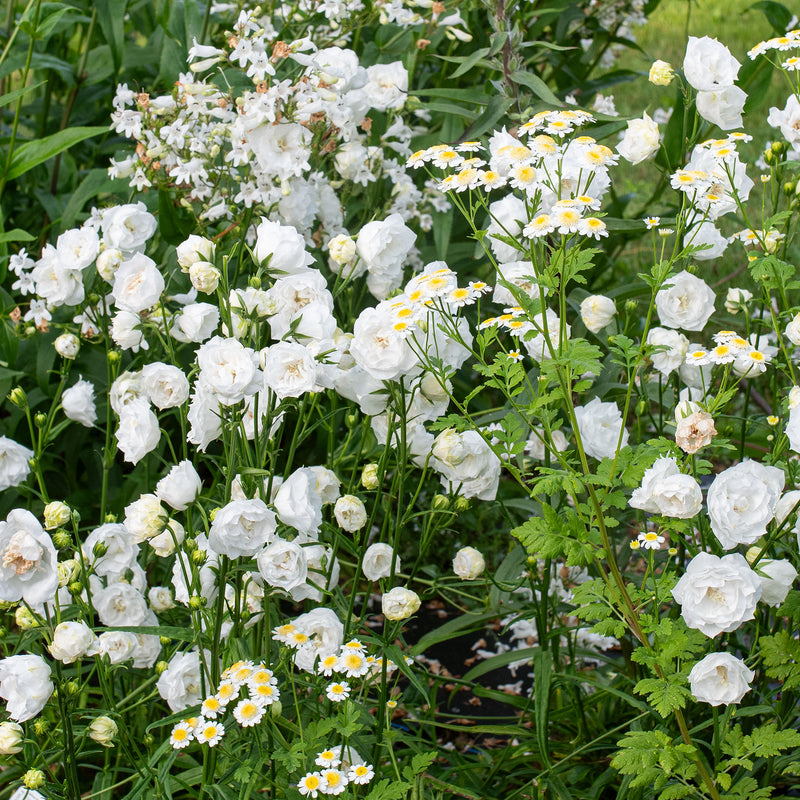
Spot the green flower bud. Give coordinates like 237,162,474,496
52,529,72,549
8,387,27,408
23,769,46,789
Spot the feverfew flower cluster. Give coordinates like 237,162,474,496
169,659,280,749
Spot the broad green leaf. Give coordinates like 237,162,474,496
6,126,108,180
0,81,45,109
510,70,562,106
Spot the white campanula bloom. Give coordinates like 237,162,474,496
156,460,202,511
257,538,308,591
115,397,160,465
362,543,399,581
431,429,502,501
683,36,741,91
253,218,314,274
672,552,761,637
261,341,319,399
141,363,190,409
646,327,689,376
767,95,800,152
753,558,797,607
112,253,165,313
486,195,527,263
382,586,421,621
616,112,660,164
696,86,747,130
688,652,754,706
247,123,312,181
93,582,150,627
580,294,615,333
48,621,99,664
156,649,210,712
0,510,58,607
61,377,97,427
291,608,344,674
31,245,84,307
56,226,100,270
0,654,54,721
706,460,784,549
573,397,629,460
100,203,156,254
0,720,23,754
82,522,138,577
349,303,420,382
0,437,33,492
333,495,367,532
356,214,416,300
197,336,261,405
453,546,486,580
655,270,715,330
360,61,408,111
171,302,220,343
629,456,702,519
209,498,277,558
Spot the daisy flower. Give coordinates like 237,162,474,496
638,531,664,550
272,623,297,644
348,764,375,785
317,654,340,677
338,651,370,678
298,772,324,798
195,719,225,747
319,768,348,795
468,280,491,295
523,214,555,239
326,682,351,702
233,699,266,727
170,722,194,749
315,749,341,769
578,217,608,239
644,216,661,229
507,350,524,362
477,170,507,191
201,696,223,718
251,682,280,705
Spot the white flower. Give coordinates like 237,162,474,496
262,341,318,399
156,650,209,712
48,621,98,664
0,654,54,721
349,304,420,382
382,587,421,621
176,235,215,270
171,302,219,343
156,460,202,511
683,36,741,91
629,456,702,518
672,552,761,637
292,608,344,673
725,288,753,314
97,631,138,664
616,113,660,164
0,510,59,607
362,543,399,581
115,398,160,465
54,332,80,359
453,546,485,580
754,558,797,607
655,271,715,331
688,652,754,706
431,429,502,501
0,721,23,754
209,498,277,558
646,327,689,376
356,214,415,300
148,586,175,612
696,86,747,130
189,261,220,293
767,94,800,152
362,62,408,111
197,336,261,405
81,522,137,576
573,397,629,460
274,468,323,538
112,253,165,313
93,583,149,627
88,715,118,747
111,310,147,352
142,363,190,409
0,437,33,491
101,203,157,253
124,494,166,544
649,60,675,85
580,295,615,333
257,539,308,591
62,378,97,427
333,495,367,532
689,219,728,261
706,460,784,549
253,219,314,274
788,405,800,453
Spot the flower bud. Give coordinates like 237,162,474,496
23,769,46,789
155,660,169,674
188,595,204,609
455,496,470,511
34,412,47,427
15,606,39,629
452,546,486,580
270,700,283,718
648,60,675,85
54,333,80,359
68,581,84,596
189,262,221,294
8,387,27,408
432,494,450,510
381,586,421,621
33,719,49,735
361,463,380,490
0,721,24,754
88,715,118,747
333,495,367,532
92,541,108,558
44,501,71,530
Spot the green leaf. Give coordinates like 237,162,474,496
95,0,127,72
510,70,562,106
158,189,195,245
6,126,108,180
459,95,514,141
0,229,35,244
633,675,690,718
364,779,411,800
752,0,793,33
0,81,45,109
